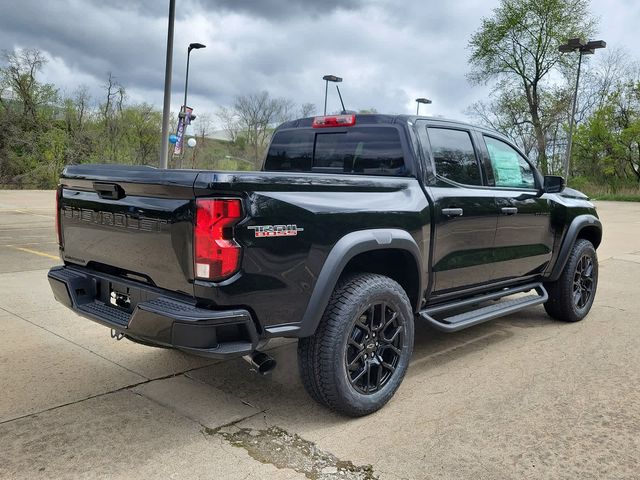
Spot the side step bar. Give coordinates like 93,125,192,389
419,282,548,333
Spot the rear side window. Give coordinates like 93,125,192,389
264,127,406,176
427,128,481,185
264,130,314,171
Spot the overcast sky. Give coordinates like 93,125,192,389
1,0,638,126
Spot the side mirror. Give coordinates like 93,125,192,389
543,175,565,194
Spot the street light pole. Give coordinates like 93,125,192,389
324,79,328,116
559,38,606,178
564,51,584,179
183,43,206,117
176,43,205,168
159,0,176,169
415,97,432,115
322,75,343,115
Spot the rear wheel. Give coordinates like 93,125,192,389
544,239,598,322
298,273,414,417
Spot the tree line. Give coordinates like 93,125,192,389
0,49,315,188
1,0,638,196
467,0,639,195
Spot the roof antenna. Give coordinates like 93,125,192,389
336,85,346,113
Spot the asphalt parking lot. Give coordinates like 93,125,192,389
0,190,639,479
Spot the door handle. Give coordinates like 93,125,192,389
501,207,518,215
442,208,464,217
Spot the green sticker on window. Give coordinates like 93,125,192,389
487,143,523,186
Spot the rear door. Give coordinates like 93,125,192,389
476,133,554,280
417,123,498,292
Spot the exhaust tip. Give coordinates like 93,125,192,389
243,351,277,375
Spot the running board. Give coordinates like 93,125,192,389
419,282,548,333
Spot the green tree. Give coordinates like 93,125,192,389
468,0,594,174
573,80,640,184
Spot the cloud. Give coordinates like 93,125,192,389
194,0,366,19
0,0,634,129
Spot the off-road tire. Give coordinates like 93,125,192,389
544,239,598,322
297,273,414,417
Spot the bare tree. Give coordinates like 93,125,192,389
1,48,56,122
216,106,240,142
73,85,91,131
102,72,119,120
572,47,637,124
233,91,292,165
191,112,213,168
299,102,316,118
100,73,126,162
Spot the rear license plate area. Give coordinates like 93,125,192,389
109,282,133,312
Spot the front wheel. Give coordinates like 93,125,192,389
298,273,414,417
544,239,598,322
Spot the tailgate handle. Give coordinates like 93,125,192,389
93,182,125,200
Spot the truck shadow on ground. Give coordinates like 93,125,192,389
179,307,556,428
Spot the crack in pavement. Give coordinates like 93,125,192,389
0,364,215,426
0,306,148,381
205,422,378,480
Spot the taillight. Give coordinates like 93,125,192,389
194,198,243,281
312,114,356,128
55,188,61,245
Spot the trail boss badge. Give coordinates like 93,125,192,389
247,224,304,238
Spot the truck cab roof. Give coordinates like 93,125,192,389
277,113,503,138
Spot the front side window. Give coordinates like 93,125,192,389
427,128,481,185
483,136,536,189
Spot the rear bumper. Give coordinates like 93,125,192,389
47,265,259,359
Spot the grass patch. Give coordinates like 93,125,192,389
589,193,640,202
568,177,640,202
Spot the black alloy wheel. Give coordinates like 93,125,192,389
345,302,403,395
544,238,598,322
297,273,415,416
573,254,595,309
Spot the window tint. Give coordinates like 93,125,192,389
263,127,406,176
314,127,405,175
483,136,536,189
427,128,481,185
264,130,314,171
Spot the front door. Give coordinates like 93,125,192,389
421,125,498,293
477,133,554,280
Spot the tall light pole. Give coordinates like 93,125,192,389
183,42,206,116
159,0,176,169
174,42,206,168
415,97,432,115
322,74,342,115
559,38,606,177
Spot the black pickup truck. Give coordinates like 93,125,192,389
48,113,602,416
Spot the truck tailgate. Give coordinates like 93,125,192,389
59,165,198,295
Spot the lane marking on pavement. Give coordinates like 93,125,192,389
11,209,55,219
0,241,57,247
8,246,59,260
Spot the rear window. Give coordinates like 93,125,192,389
264,127,406,176
263,130,314,171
